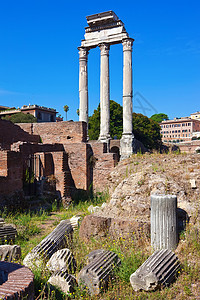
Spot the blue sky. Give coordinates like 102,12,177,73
0,0,199,121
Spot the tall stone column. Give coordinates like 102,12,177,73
78,47,89,127
120,38,134,159
98,43,110,146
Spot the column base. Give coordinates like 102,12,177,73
98,135,111,152
120,133,135,160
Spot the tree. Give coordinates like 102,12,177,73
2,112,37,123
88,100,162,150
150,113,169,123
76,109,79,116
63,105,69,120
132,113,162,150
88,100,123,140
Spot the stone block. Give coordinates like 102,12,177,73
85,249,106,264
130,249,180,291
0,225,17,243
0,245,21,262
48,271,77,294
190,179,197,189
46,248,76,273
79,214,150,241
78,250,121,295
69,216,81,229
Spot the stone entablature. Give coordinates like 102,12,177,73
79,11,135,159
82,11,129,48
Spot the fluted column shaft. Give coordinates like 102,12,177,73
99,43,110,143
122,38,133,135
78,47,89,125
120,38,134,159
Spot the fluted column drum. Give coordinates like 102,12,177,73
151,194,178,250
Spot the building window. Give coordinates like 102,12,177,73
37,112,42,120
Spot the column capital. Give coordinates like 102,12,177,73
122,38,134,52
99,43,110,56
78,46,89,59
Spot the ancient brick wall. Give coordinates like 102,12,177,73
63,143,89,191
89,141,117,192
0,119,40,149
178,140,200,153
0,150,23,195
52,151,75,198
18,121,87,144
0,150,7,177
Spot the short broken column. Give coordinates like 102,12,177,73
130,249,180,291
151,194,178,250
48,271,77,294
46,248,76,273
23,220,73,268
78,250,121,295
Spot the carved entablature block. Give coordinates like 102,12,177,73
122,38,134,52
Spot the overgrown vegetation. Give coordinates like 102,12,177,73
2,112,37,123
0,185,199,299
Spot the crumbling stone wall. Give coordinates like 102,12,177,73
18,121,87,144
0,150,23,195
0,120,117,203
89,141,117,192
0,119,40,149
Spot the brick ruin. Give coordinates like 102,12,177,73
0,119,118,207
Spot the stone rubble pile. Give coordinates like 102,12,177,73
21,192,184,297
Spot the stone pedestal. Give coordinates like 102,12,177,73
120,133,135,160
120,38,134,159
78,47,89,127
98,43,111,144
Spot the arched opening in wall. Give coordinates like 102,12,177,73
110,146,120,163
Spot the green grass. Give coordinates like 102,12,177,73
1,191,199,299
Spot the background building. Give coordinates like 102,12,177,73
160,117,200,143
190,111,200,120
0,104,57,122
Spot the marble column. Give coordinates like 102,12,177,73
78,47,89,126
98,43,111,145
120,38,134,159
